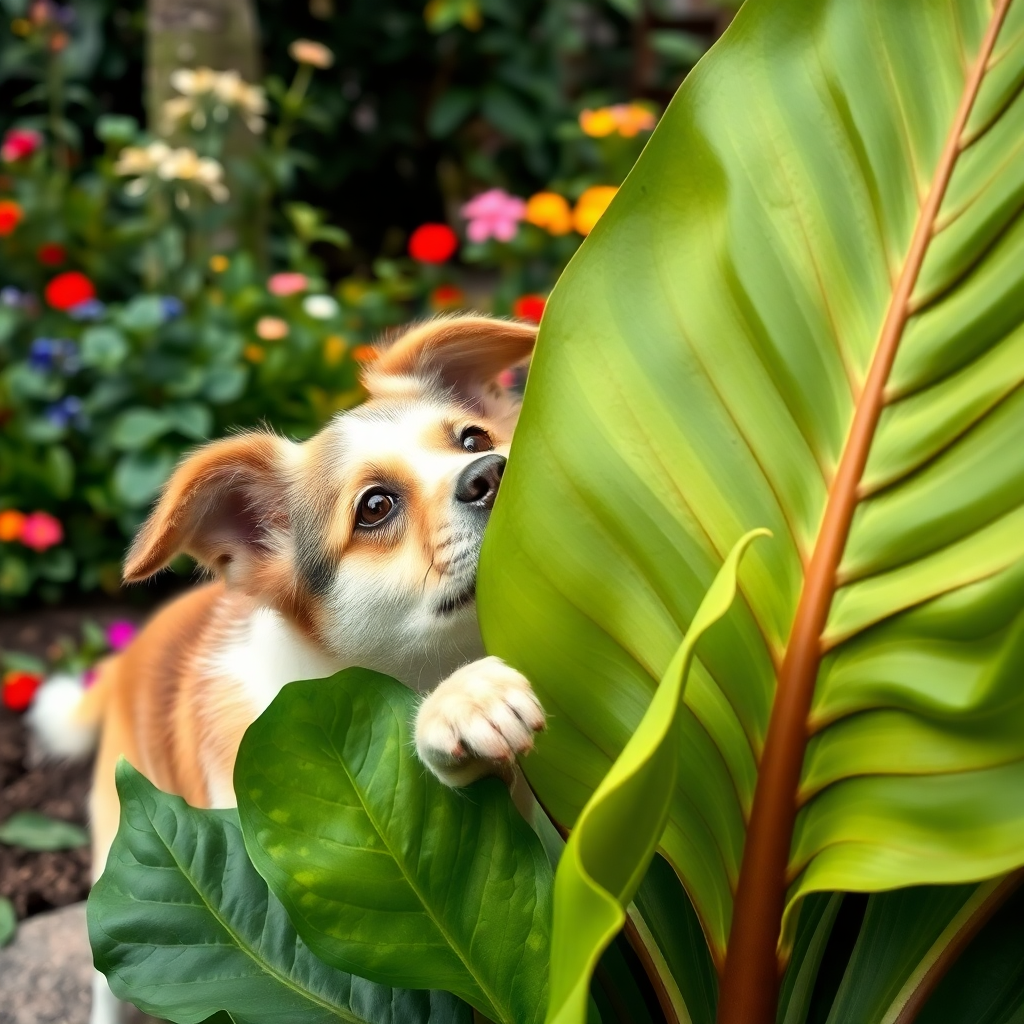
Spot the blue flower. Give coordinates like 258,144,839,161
159,296,184,320
45,395,85,429
68,298,106,321
28,338,59,371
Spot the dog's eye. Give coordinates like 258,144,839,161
460,427,493,453
356,489,397,528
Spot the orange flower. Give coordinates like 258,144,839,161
613,102,656,138
0,509,26,542
579,108,618,138
524,192,573,236
0,198,23,236
572,185,618,236
243,344,266,363
352,345,379,363
255,316,289,341
323,335,348,365
209,254,229,273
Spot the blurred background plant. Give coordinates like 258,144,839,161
0,0,735,606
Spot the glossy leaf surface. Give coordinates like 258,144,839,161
544,532,762,1024
478,0,1024,1018
235,669,552,1024
88,761,469,1024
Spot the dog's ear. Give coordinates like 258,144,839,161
364,315,536,405
123,431,293,589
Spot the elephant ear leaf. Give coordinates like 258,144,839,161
478,0,1024,1020
545,532,766,1024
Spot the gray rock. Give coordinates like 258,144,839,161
0,903,160,1024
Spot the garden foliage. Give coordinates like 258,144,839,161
87,0,1024,1022
0,0,677,605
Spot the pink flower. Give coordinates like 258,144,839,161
267,272,308,297
106,620,138,651
1,128,42,163
461,189,526,244
19,511,63,552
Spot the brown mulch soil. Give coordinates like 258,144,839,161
0,604,143,922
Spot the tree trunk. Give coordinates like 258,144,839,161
146,0,261,133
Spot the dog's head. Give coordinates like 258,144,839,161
123,314,536,684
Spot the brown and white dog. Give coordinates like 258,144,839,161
30,315,546,1024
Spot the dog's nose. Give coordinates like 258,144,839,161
455,454,506,509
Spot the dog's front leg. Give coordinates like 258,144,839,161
414,656,545,787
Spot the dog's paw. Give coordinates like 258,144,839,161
415,656,545,787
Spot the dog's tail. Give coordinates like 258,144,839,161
27,658,115,759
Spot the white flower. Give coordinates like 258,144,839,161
166,66,267,134
303,294,339,319
169,67,219,97
116,143,228,202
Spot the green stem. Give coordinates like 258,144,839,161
47,44,67,181
272,62,313,154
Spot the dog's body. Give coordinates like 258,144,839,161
30,315,545,1024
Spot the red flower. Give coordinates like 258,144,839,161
513,294,546,324
20,510,63,551
0,128,42,163
37,242,66,266
0,199,23,236
44,271,95,311
2,670,42,712
429,283,465,311
408,223,458,264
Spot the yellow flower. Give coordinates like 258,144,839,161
255,316,289,341
579,108,618,138
11,18,31,35
243,344,266,363
524,192,573,236
323,334,348,366
572,185,618,236
209,254,229,273
288,39,334,68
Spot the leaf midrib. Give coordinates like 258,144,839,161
134,780,367,1024
717,2,1019,1021
317,694,510,1023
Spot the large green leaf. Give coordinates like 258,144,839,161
234,669,552,1024
545,531,763,1024
88,761,469,1024
478,0,1024,1019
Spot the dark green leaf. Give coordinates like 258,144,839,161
0,896,15,948
110,409,173,451
778,894,843,1024
916,883,1024,1024
429,89,476,138
113,451,175,507
632,856,718,1024
235,669,552,1024
167,402,213,441
89,762,471,1024
0,811,88,851
81,326,129,372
